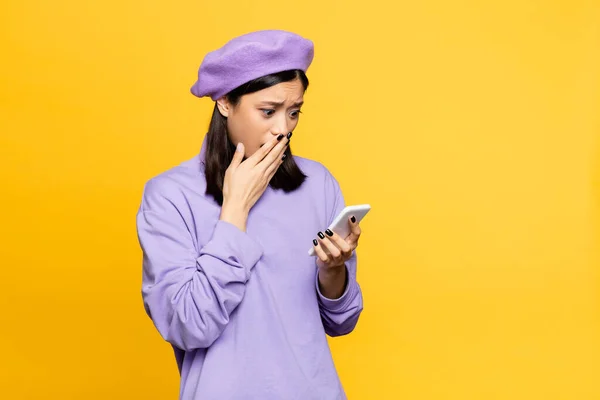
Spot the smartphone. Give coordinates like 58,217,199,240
308,204,371,256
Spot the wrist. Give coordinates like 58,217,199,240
318,263,346,278
219,201,249,232
318,263,347,299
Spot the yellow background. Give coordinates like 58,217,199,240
1,0,599,398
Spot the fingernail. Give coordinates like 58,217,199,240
325,229,333,236
351,216,356,223
236,142,243,152
281,154,287,161
277,134,284,141
287,132,293,139
313,239,318,246
317,231,325,239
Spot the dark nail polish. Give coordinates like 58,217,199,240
281,154,287,161
325,229,333,237
277,134,284,141
351,216,356,223
313,239,318,246
287,132,293,139
317,231,325,239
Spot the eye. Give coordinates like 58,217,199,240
261,109,275,117
290,110,302,119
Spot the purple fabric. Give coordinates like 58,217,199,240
136,137,363,399
190,30,314,100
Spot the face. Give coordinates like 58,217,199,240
216,79,305,157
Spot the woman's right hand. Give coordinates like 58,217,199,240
219,132,290,231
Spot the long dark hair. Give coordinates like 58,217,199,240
203,70,309,205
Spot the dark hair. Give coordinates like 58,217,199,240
203,70,309,205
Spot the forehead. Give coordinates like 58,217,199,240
244,79,305,103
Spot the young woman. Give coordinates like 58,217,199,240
136,30,364,400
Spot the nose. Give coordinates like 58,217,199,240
270,114,289,137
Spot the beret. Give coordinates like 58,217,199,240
190,30,314,101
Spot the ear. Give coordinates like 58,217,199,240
216,96,231,118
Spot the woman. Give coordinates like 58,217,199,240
136,30,364,400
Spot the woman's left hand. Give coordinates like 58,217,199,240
313,216,362,270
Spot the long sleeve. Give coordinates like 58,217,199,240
316,171,364,337
136,177,263,351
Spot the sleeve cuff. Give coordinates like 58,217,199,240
316,265,357,312
202,220,264,277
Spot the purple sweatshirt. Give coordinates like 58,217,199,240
136,138,363,399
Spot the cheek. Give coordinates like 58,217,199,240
248,111,270,130
227,112,254,139
227,112,268,149
226,118,242,144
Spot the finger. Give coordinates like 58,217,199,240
264,144,289,178
324,229,352,257
246,133,285,166
313,239,330,264
228,142,245,170
317,231,342,261
346,216,362,245
260,132,291,170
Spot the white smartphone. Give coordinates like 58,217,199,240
308,204,371,256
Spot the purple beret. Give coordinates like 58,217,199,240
190,30,314,101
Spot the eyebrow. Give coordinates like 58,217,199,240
258,100,304,108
